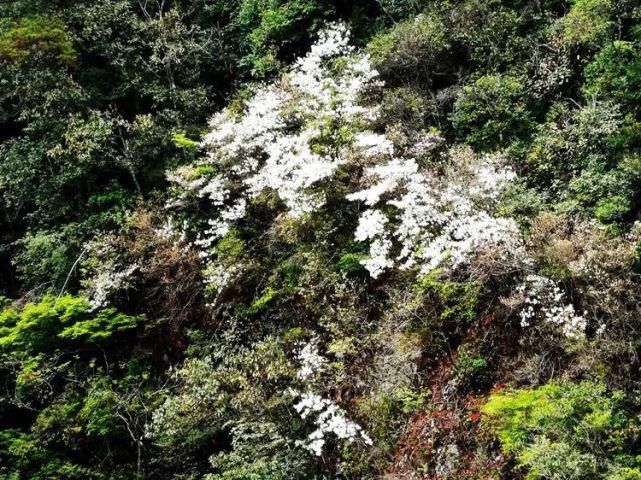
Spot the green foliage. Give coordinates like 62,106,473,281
417,271,481,323
368,12,450,87
497,182,546,228
375,0,422,21
237,0,329,76
393,386,429,414
560,0,615,49
451,0,531,69
0,428,96,480
206,455,291,480
451,74,534,150
453,346,488,390
527,101,619,189
216,229,246,260
0,295,139,352
609,468,641,480
594,195,631,224
172,132,200,150
2,0,641,479
0,294,150,479
483,381,641,479
0,16,76,63
335,252,367,274
584,41,641,114
59,308,138,343
13,230,75,291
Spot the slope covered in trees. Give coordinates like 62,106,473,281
2,0,641,478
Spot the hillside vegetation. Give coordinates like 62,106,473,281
2,0,641,478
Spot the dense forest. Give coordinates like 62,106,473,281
1,0,641,478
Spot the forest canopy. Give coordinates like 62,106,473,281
2,0,641,479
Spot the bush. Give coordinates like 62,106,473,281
594,195,631,224
236,0,330,76
526,101,621,195
0,295,140,352
13,230,76,291
0,16,76,64
496,182,546,229
368,12,451,87
449,0,529,69
483,381,641,479
451,74,534,150
584,41,641,114
375,0,423,21
560,0,615,49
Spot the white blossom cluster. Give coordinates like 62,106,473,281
153,216,185,241
291,390,373,456
168,22,381,233
81,242,139,310
166,24,385,290
348,150,522,278
202,261,240,301
290,341,372,456
168,24,525,289
410,131,445,156
88,263,139,309
353,131,395,158
517,274,589,340
296,342,327,380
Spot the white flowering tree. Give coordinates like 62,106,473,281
159,24,600,475
168,24,528,289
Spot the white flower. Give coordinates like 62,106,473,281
348,149,522,278
353,132,394,158
297,342,327,380
291,391,373,456
88,263,139,309
517,275,588,340
167,23,384,281
354,210,388,241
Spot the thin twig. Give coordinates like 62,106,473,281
58,246,88,297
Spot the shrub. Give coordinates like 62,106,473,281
449,0,528,69
483,381,641,479
13,230,75,291
560,0,615,49
417,271,481,323
0,16,76,64
496,182,546,229
368,12,450,87
451,75,534,150
584,41,641,114
0,295,140,352
526,101,621,194
594,195,631,224
609,468,641,480
236,0,329,76
375,0,423,21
